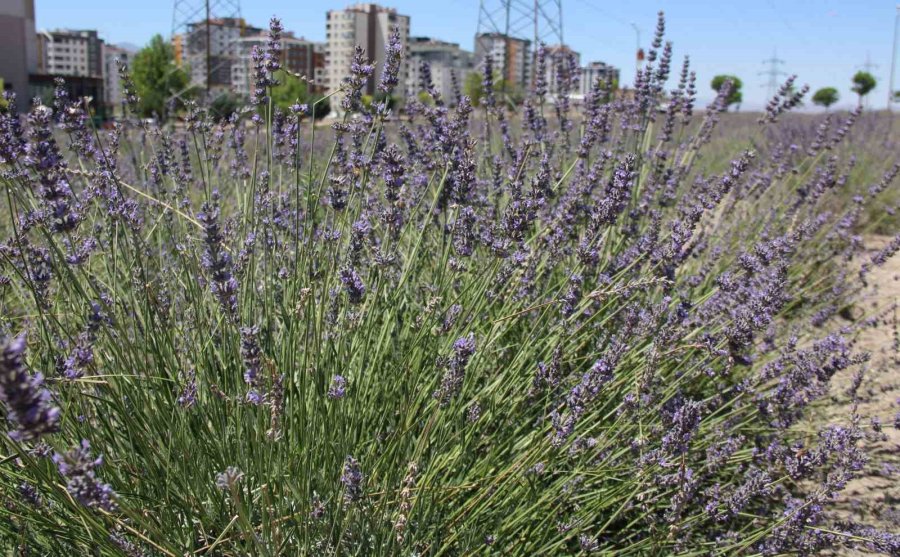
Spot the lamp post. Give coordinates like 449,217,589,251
631,23,641,80
889,5,899,110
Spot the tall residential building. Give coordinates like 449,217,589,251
325,3,410,109
406,37,474,102
541,44,581,96
474,33,531,90
102,43,136,111
37,29,104,78
176,17,262,92
0,0,38,112
579,61,619,98
232,32,326,98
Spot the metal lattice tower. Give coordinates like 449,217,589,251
475,0,564,88
758,50,786,100
171,0,242,95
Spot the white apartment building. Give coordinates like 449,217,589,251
406,37,474,102
37,29,103,78
102,43,135,110
541,44,581,96
473,33,531,90
579,61,619,98
325,3,410,110
232,33,326,97
175,18,262,92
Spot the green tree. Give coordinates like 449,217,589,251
463,72,485,106
710,75,743,110
269,70,330,119
130,34,191,120
811,87,839,110
851,71,876,107
463,71,521,108
209,92,241,122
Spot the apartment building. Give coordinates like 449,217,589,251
232,32,326,97
406,37,474,101
36,29,103,78
325,3,410,110
0,0,38,111
473,33,531,90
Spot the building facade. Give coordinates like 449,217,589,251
325,3,410,110
102,43,135,112
175,17,262,93
473,33,531,91
406,37,474,102
579,61,619,98
37,29,104,78
541,44,581,96
232,32,326,98
0,0,38,112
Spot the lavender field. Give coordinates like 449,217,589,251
2,13,900,556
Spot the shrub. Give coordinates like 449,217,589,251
0,13,898,556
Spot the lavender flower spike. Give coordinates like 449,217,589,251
378,27,403,94
0,335,60,442
54,440,118,511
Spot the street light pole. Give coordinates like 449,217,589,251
889,5,899,111
630,23,641,80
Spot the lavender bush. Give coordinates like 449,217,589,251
0,13,898,555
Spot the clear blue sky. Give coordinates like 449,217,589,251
34,0,899,110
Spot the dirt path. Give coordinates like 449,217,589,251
828,236,900,554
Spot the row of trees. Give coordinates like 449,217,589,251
125,35,329,121
710,71,879,111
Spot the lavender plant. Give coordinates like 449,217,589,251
0,13,898,555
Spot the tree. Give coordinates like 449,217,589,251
130,34,191,120
463,71,520,108
463,72,485,106
710,75,743,110
269,70,330,119
209,92,241,122
811,87,839,110
851,71,876,107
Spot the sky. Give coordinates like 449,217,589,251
34,0,900,110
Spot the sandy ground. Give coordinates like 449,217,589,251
825,236,900,555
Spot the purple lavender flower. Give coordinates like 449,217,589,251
0,334,60,441
197,196,239,317
341,47,375,113
340,456,364,504
377,27,403,95
54,440,118,511
662,400,703,456
327,374,347,399
434,333,476,405
340,267,366,304
240,325,263,393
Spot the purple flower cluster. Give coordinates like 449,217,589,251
0,335,60,441
53,440,118,511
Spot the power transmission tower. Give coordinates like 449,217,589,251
475,0,564,89
759,50,786,99
857,51,879,74
171,0,242,96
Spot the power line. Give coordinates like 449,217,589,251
857,51,879,74
758,49,787,99
475,0,564,88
